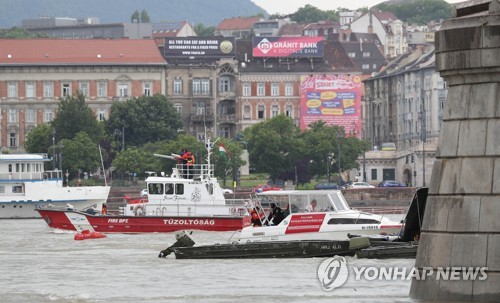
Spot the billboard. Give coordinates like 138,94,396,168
300,74,362,137
252,37,324,58
164,37,236,57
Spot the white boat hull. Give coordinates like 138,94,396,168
0,185,110,219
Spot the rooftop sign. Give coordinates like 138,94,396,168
164,37,236,58
252,36,324,58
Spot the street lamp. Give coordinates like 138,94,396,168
51,128,56,169
327,153,334,183
337,129,343,185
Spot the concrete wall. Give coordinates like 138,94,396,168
410,1,500,301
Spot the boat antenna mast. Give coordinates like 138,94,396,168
205,133,219,179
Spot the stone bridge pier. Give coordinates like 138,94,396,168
410,0,500,301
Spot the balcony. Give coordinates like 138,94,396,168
217,114,238,124
190,113,214,122
218,91,236,99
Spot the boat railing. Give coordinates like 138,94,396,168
174,164,214,180
353,206,408,215
0,169,63,181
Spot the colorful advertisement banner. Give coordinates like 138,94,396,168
164,37,236,57
300,75,362,137
252,37,324,58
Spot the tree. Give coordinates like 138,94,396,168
105,94,183,147
24,124,52,154
0,27,47,38
242,115,304,181
194,23,216,37
51,92,104,143
211,139,246,187
60,132,102,180
111,147,157,177
290,4,338,23
131,9,151,23
375,0,451,24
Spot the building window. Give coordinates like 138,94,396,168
79,82,89,96
348,52,356,58
26,108,36,123
97,82,107,98
174,103,182,114
8,109,17,123
242,82,251,96
173,79,182,95
143,82,152,96
10,133,16,147
371,169,377,180
243,105,251,119
257,82,265,96
62,82,71,97
98,108,106,121
257,105,265,119
271,83,279,96
363,52,371,58
271,105,279,117
118,83,129,97
195,101,205,115
25,82,35,98
201,79,210,95
221,126,230,138
44,109,53,122
285,83,293,96
219,76,230,92
362,64,370,70
7,82,17,98
192,79,201,95
43,82,53,98
285,105,293,118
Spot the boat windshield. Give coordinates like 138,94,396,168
255,191,347,214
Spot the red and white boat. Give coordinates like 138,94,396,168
36,140,251,233
236,190,404,242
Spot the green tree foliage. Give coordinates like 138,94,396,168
211,139,246,187
194,23,216,36
290,4,339,23
131,9,151,22
24,124,52,154
60,132,102,180
242,115,304,181
140,9,151,23
111,147,156,177
105,94,183,147
375,0,451,24
0,26,47,38
51,92,104,143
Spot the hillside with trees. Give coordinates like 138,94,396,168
375,0,452,24
0,0,266,28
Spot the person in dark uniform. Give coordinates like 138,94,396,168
267,203,285,225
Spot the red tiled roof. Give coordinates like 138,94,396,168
0,39,166,65
217,17,260,30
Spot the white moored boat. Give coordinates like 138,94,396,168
0,153,110,219
237,189,404,242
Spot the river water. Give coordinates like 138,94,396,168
0,219,417,303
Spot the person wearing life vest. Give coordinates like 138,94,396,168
250,206,266,226
179,149,190,178
101,203,107,215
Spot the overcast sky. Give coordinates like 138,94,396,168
251,0,465,14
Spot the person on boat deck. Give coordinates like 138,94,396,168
305,199,318,212
250,206,266,226
186,152,195,179
101,203,107,215
267,203,285,225
179,149,190,178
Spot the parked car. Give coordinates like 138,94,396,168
140,188,148,196
348,182,375,189
222,188,234,194
378,180,406,187
315,183,342,190
254,184,283,193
